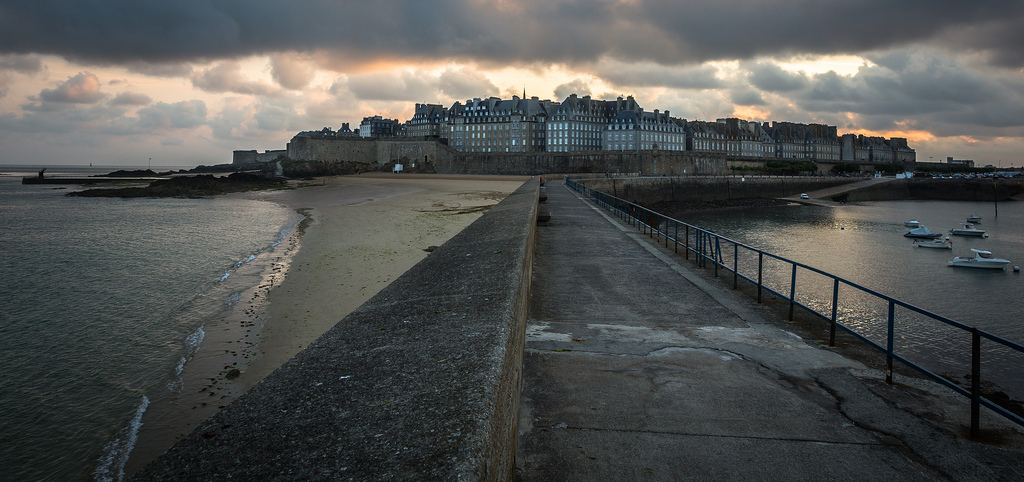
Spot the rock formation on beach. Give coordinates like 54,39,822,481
68,173,286,198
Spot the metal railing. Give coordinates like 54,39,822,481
565,178,1024,436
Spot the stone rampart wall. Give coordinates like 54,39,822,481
435,151,730,176
287,136,378,164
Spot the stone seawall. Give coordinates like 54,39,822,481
580,177,855,204
578,176,1024,208
843,178,1024,202
132,179,539,481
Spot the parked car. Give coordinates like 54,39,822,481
800,193,809,199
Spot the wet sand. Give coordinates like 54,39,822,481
236,173,528,387
125,173,527,476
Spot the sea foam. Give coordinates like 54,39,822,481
93,395,150,482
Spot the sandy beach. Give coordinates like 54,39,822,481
237,173,528,387
124,173,527,475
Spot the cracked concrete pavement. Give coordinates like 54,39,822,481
517,181,1024,481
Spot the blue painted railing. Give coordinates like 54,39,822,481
565,178,1024,436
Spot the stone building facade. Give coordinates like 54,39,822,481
444,96,556,153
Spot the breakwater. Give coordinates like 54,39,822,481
578,176,1024,208
579,176,854,205
131,178,539,480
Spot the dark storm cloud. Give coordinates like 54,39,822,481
595,63,720,90
752,49,1024,137
747,62,809,93
554,79,592,99
2,0,1023,68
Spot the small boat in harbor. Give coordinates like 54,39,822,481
949,223,988,237
967,213,982,223
915,237,952,249
948,249,1011,269
904,220,921,228
904,226,942,239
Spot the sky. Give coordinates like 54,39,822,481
0,0,1022,168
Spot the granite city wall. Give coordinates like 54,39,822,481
435,150,730,176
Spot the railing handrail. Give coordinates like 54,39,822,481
564,177,1024,435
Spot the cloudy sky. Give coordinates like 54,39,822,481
1,0,1022,168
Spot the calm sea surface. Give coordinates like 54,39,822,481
0,166,301,481
679,198,1024,401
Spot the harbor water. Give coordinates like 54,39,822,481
0,166,302,481
679,198,1024,402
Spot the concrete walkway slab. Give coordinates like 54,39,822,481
517,180,1024,481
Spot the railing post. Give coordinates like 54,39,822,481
685,225,690,260
733,243,738,289
665,217,669,247
830,278,839,347
886,300,895,384
788,264,797,320
713,236,720,277
757,252,763,303
971,328,981,438
674,221,678,253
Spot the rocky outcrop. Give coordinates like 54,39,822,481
68,173,285,198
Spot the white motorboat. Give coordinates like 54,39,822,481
915,237,952,249
967,213,982,223
904,220,921,228
904,226,941,239
948,249,1011,269
949,223,988,237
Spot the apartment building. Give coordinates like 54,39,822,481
604,108,686,151
387,93,913,162
548,94,633,152
444,96,557,153
405,104,446,137
359,115,401,138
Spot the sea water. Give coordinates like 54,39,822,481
0,166,302,481
679,198,1024,401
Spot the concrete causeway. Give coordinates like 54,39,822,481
517,180,1024,480
132,176,1024,480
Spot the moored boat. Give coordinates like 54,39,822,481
967,213,982,223
915,237,952,249
904,226,941,239
949,223,988,237
948,249,1011,269
904,220,921,228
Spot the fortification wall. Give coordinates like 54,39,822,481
287,136,379,163
256,150,287,163
435,151,730,176
232,150,257,165
375,140,457,170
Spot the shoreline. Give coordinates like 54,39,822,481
124,173,528,476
